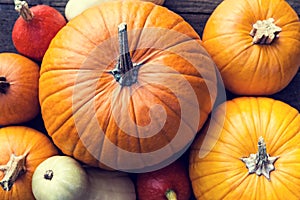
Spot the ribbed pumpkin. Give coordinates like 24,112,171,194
202,0,300,95
189,97,300,199
0,52,40,126
39,0,218,171
0,126,58,200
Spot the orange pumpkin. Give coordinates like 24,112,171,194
202,0,300,95
0,53,40,126
0,126,58,200
189,97,300,199
39,0,218,171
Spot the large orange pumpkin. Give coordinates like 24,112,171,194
0,53,40,126
39,0,218,171
189,97,300,199
0,126,58,200
202,0,300,95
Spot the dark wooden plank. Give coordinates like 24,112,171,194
271,71,300,111
165,0,222,14
0,4,18,53
165,0,300,15
180,13,210,36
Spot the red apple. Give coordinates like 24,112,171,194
136,160,191,200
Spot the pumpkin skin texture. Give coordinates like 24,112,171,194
85,167,136,200
12,1,66,61
0,53,40,126
189,97,300,200
31,156,88,200
0,126,58,200
65,0,165,21
202,0,300,95
39,0,218,172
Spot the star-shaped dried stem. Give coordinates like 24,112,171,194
241,136,279,180
250,18,282,44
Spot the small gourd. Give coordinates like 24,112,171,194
31,156,88,200
85,167,136,200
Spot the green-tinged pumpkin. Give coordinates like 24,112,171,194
32,156,88,200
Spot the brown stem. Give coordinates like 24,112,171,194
250,18,281,45
44,170,54,180
0,76,10,94
241,136,279,180
110,23,141,87
165,189,177,200
14,0,34,21
0,153,27,191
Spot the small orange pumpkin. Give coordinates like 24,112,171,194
202,0,300,95
189,97,300,199
0,126,58,200
39,0,218,171
0,53,40,126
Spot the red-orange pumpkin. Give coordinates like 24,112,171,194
202,0,300,95
0,53,40,126
39,0,218,171
12,0,66,61
0,126,58,200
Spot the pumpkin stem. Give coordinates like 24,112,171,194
0,153,27,191
165,189,177,200
241,136,279,180
110,23,141,87
14,0,34,22
44,170,54,180
0,76,10,94
250,18,281,44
